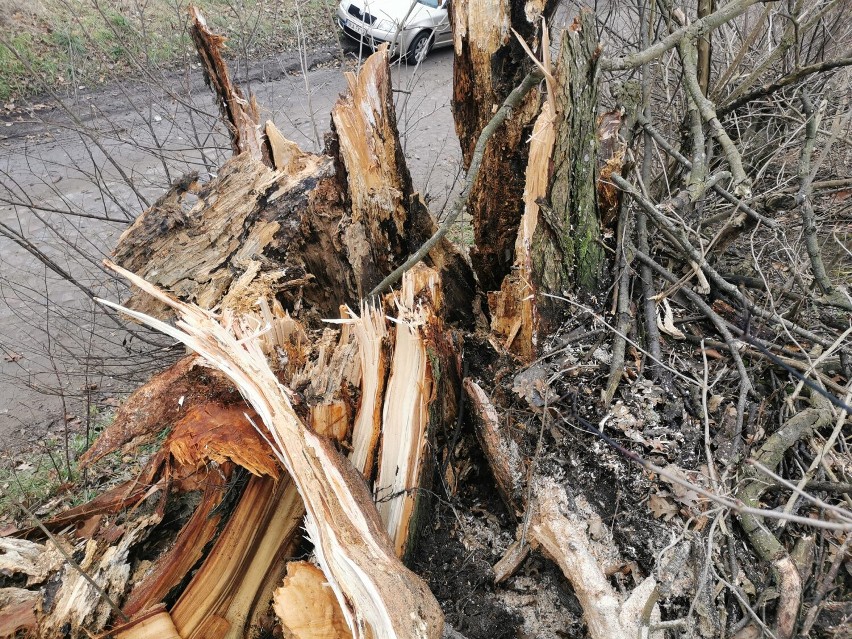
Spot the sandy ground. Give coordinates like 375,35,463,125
0,41,461,448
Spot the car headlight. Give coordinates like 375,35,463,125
374,19,394,31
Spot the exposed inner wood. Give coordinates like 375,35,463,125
78,356,241,467
273,561,354,639
165,404,281,478
99,261,445,639
112,607,182,639
170,476,304,639
374,265,439,558
488,99,556,360
348,303,390,478
120,464,231,618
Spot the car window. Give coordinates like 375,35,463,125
417,0,440,8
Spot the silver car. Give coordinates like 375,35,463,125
336,0,453,63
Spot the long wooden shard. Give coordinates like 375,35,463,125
488,98,557,360
375,265,439,558
98,261,444,639
189,5,268,162
170,476,304,639
349,302,390,478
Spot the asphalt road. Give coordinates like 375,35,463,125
0,42,460,447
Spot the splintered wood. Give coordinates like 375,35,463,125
0,15,461,639
189,5,267,161
273,562,353,639
348,302,389,478
98,261,445,639
332,44,410,294
488,98,556,361
375,266,440,558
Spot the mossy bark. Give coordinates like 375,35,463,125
533,9,604,312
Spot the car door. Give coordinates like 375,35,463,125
431,5,452,46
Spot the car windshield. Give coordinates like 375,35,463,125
417,0,439,8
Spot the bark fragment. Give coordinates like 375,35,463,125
538,9,605,303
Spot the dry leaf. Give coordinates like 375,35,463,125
648,493,678,521
661,465,704,510
707,395,723,412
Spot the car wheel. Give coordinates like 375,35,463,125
408,31,433,63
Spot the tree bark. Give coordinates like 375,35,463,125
536,9,605,305
450,0,554,291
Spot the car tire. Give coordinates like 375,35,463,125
407,31,433,64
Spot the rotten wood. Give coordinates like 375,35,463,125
113,44,473,327
487,96,556,361
189,6,269,163
450,0,551,290
331,46,476,314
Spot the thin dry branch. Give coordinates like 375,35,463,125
602,0,760,71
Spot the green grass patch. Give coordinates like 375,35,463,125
0,431,92,516
0,0,338,102
0,405,123,519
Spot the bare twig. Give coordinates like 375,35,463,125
797,92,836,296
